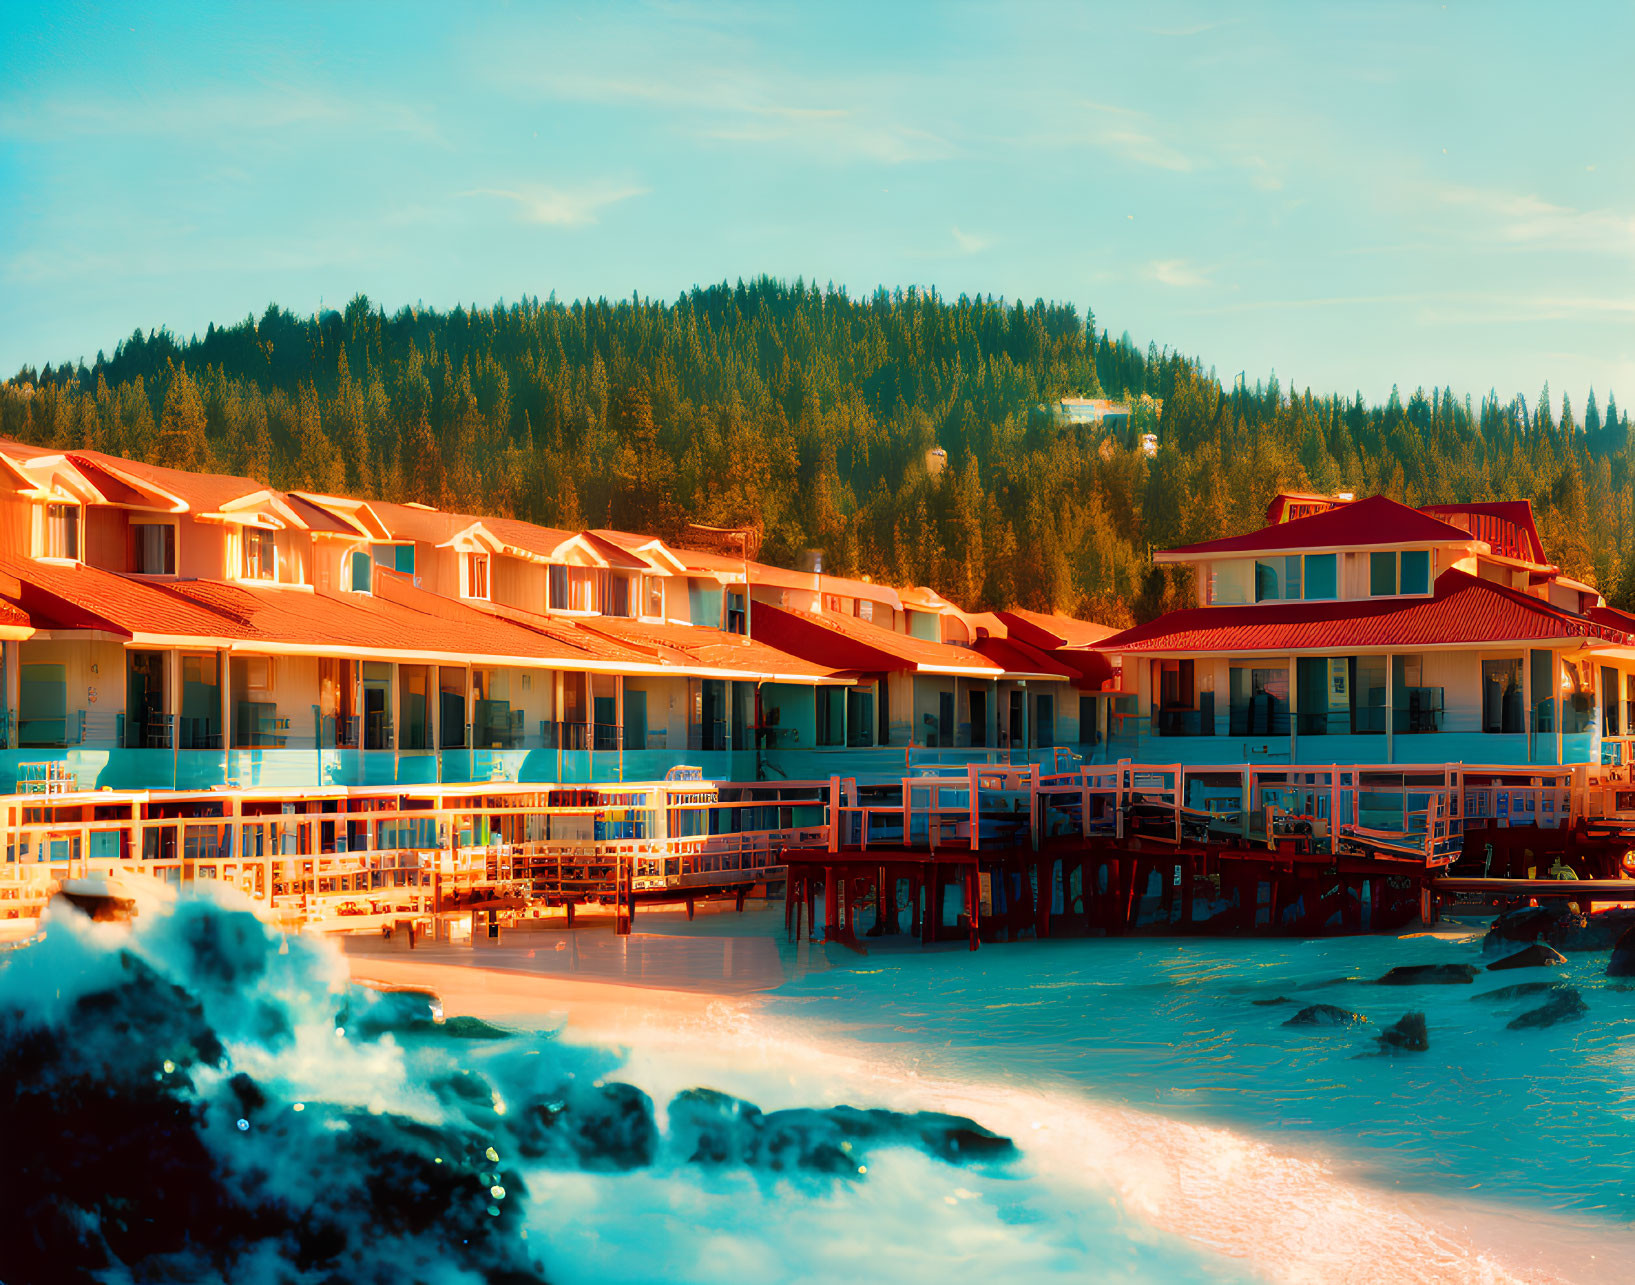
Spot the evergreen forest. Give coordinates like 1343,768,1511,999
4,279,1632,626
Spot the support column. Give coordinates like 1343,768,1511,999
615,673,625,783
1287,653,1298,762
220,650,233,786
1384,652,1395,764
167,647,181,789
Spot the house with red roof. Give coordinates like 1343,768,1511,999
0,437,1113,791
1093,491,1633,770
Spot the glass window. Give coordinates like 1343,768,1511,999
1208,560,1252,605
348,549,372,593
1229,665,1289,736
1254,559,1282,602
1392,653,1442,733
464,553,489,599
1370,551,1397,596
45,504,80,560
1481,658,1524,734
548,565,569,609
372,543,415,576
1303,553,1337,599
132,523,176,574
1296,657,1353,736
1400,549,1431,595
605,572,632,617
241,529,275,580
1352,655,1387,733
643,575,663,617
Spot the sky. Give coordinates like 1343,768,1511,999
3,0,1633,409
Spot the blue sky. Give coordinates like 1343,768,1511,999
3,1,1633,408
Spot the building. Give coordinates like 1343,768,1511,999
1050,397,1130,429
1092,491,1635,771
0,438,1109,796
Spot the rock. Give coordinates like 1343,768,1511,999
1283,1004,1370,1027
1470,981,1563,1003
1251,996,1294,1006
1375,964,1478,985
1507,988,1589,1029
1554,906,1635,952
667,1088,1017,1176
1376,1012,1429,1051
1486,942,1569,971
1608,923,1635,977
1481,903,1568,954
514,1079,658,1172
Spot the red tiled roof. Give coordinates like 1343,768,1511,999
581,616,841,681
1156,495,1475,561
70,450,266,513
997,607,1119,650
972,635,1085,682
1,557,261,638
751,602,1003,676
1094,570,1627,655
1420,501,1550,566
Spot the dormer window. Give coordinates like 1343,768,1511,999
642,574,664,619
1369,549,1431,597
464,552,490,600
44,503,80,560
347,549,373,594
242,528,276,581
131,522,176,575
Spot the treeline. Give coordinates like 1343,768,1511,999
4,278,1634,625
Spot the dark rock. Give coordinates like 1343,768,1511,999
514,1079,658,1171
1481,903,1567,954
1471,981,1563,1003
1608,923,1635,977
1375,964,1478,985
1486,942,1568,971
1554,906,1635,951
1251,996,1294,1006
667,1088,1017,1177
1507,988,1589,1029
1376,1012,1429,1051
438,1015,514,1040
1283,1004,1370,1027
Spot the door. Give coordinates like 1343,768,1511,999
623,689,648,751
846,690,874,747
593,695,618,749
126,651,166,748
1034,693,1055,749
1008,690,1025,749
969,688,987,748
20,663,68,748
938,690,955,749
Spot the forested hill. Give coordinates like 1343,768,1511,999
4,278,1633,625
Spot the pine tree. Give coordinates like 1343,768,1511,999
155,363,208,472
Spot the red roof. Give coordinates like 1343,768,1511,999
1419,501,1550,566
972,636,1085,682
997,608,1119,650
70,450,266,513
751,602,1003,675
1156,495,1474,561
1095,570,1627,655
577,617,841,681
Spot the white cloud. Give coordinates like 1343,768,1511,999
1432,182,1635,256
1150,258,1210,287
459,182,649,227
951,225,991,254
1079,101,1193,173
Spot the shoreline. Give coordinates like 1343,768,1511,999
344,936,1632,1285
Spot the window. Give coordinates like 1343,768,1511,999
1295,655,1386,735
604,572,632,618
373,543,415,575
1250,553,1335,602
855,598,874,623
347,549,373,594
1208,560,1253,606
241,528,275,580
44,504,80,560
1481,658,1524,734
132,522,176,574
1393,653,1443,733
1229,665,1289,737
464,552,489,599
643,575,664,618
1370,549,1431,597
548,565,569,609
1151,658,1209,736
727,589,746,635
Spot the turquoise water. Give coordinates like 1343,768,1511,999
761,920,1635,1218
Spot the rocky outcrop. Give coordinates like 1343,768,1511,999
1507,988,1589,1029
1252,996,1294,1006
1483,902,1635,955
1375,964,1478,985
1283,1004,1370,1027
1485,942,1568,971
1607,923,1635,977
1376,1012,1429,1051
1481,903,1570,955
1470,981,1563,1003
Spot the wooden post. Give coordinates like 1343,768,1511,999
823,862,838,940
